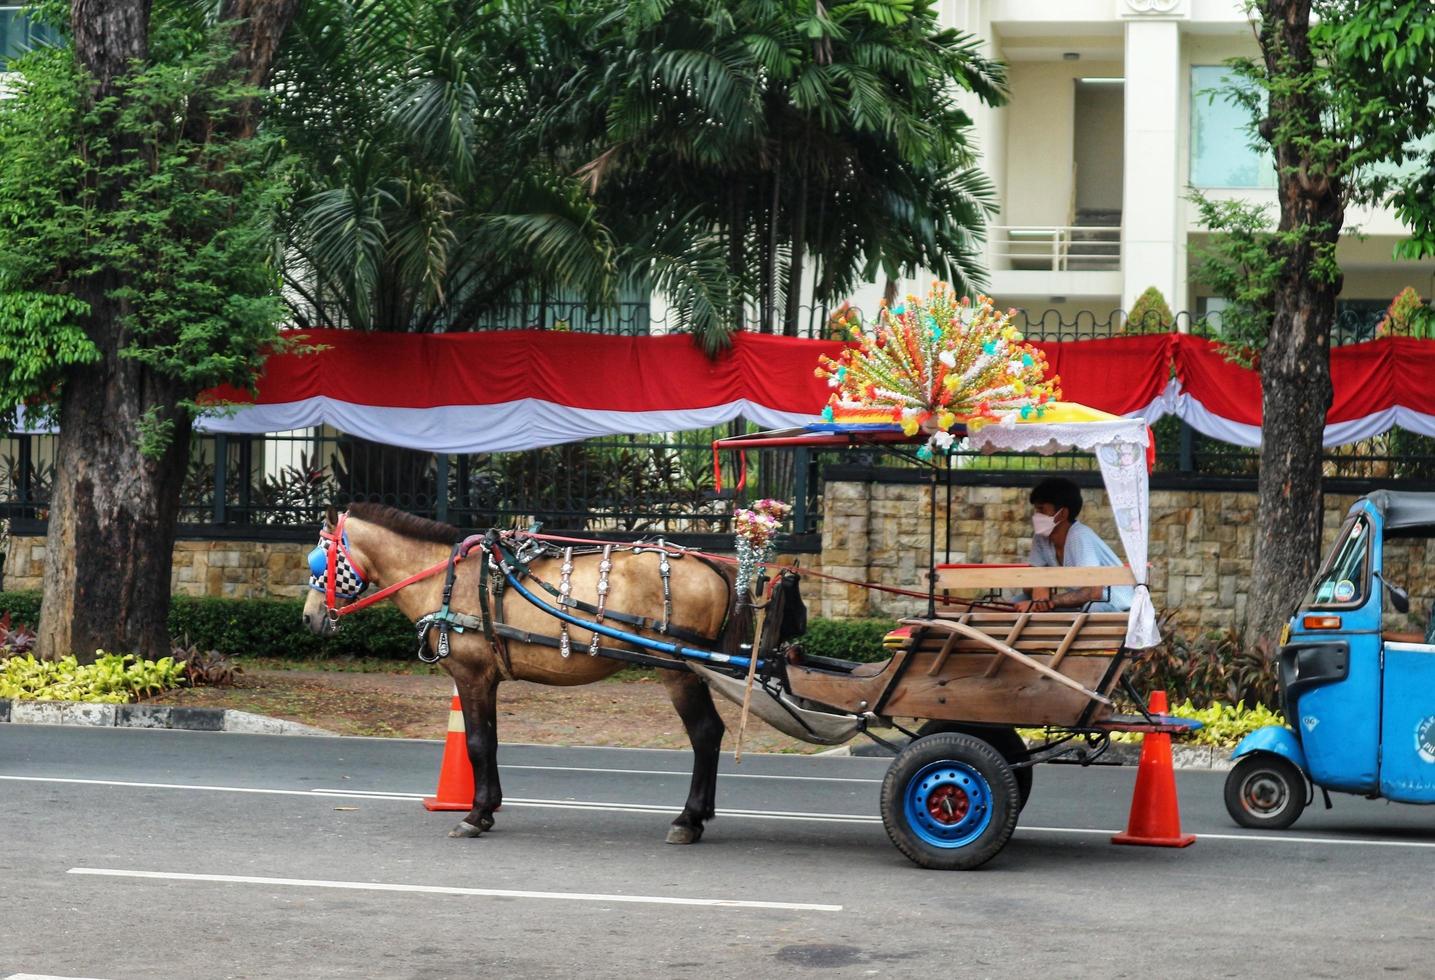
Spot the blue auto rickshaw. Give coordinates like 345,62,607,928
1225,490,1435,829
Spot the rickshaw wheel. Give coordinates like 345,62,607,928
880,732,1020,871
1224,753,1307,830
915,721,1033,812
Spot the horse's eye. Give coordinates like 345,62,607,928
307,545,328,577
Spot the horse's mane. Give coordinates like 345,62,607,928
346,502,463,545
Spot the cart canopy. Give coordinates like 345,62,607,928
715,403,1159,650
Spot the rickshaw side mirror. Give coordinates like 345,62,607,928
1376,572,1410,614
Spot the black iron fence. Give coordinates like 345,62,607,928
3,304,1429,541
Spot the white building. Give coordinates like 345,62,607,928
860,0,1435,325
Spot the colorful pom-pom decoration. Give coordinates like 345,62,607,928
813,283,1063,456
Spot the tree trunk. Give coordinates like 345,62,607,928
39,361,192,662
782,176,808,337
37,0,300,661
762,165,781,334
1244,0,1343,653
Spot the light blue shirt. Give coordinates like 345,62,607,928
1028,521,1132,612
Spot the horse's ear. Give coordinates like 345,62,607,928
324,505,338,529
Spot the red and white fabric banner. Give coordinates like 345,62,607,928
1164,335,1435,448
199,329,846,453
184,328,1435,452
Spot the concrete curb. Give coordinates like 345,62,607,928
826,737,1234,771
0,699,333,736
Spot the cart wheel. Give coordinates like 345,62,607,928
915,721,1033,812
880,732,1020,870
1224,753,1307,830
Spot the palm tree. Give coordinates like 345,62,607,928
270,0,615,334
554,0,1007,346
272,0,1005,350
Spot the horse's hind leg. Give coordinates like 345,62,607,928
448,666,503,839
660,669,725,845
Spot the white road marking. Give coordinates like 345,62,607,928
307,788,880,822
499,763,882,784
11,774,1435,850
1017,825,1435,848
6,974,112,980
0,775,878,824
65,868,842,912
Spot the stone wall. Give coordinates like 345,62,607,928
818,480,1435,632
7,487,1435,632
4,537,311,600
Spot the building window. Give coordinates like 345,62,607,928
0,8,58,70
1190,66,1276,190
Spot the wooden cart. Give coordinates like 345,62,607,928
703,409,1197,871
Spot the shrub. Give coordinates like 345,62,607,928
0,591,416,661
799,617,899,663
0,591,42,628
1376,286,1432,338
1168,698,1285,747
167,596,415,660
1125,623,1279,710
1023,699,1284,747
0,611,36,658
0,652,186,702
1123,286,1175,335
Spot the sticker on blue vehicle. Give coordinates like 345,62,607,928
1333,579,1357,602
1416,716,1435,764
1302,715,1319,733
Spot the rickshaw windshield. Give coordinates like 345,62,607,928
1305,515,1370,608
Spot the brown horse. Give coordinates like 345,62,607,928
301,503,738,843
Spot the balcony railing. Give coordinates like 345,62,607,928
988,225,1122,273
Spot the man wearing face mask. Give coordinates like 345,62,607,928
1015,477,1132,614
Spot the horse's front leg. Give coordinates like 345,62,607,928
660,669,725,845
448,667,503,839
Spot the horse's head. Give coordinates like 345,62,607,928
302,506,373,636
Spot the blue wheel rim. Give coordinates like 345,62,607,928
903,760,993,849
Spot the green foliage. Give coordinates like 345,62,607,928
1187,193,1290,366
1318,0,1435,260
0,590,415,659
166,596,415,660
0,19,290,436
275,0,1006,349
0,652,186,702
1021,699,1284,747
799,617,899,663
0,591,43,627
1376,286,1433,339
1125,624,1280,710
1165,698,1286,748
1123,287,1175,335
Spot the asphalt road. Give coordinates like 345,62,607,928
3,725,1434,980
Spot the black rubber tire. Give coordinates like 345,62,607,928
916,721,1034,812
1224,753,1307,830
880,732,1020,871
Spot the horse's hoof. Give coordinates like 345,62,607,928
478,814,495,832
448,820,484,839
666,824,703,845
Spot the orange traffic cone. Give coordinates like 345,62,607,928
422,686,474,812
1111,690,1196,848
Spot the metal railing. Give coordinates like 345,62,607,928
987,225,1122,273
0,427,823,545
0,308,1426,540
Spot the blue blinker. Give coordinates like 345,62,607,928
307,544,328,577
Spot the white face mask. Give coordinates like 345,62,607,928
1032,512,1058,537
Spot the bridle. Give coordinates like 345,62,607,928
308,511,372,625
309,511,482,628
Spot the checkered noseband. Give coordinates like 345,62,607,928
308,522,369,600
